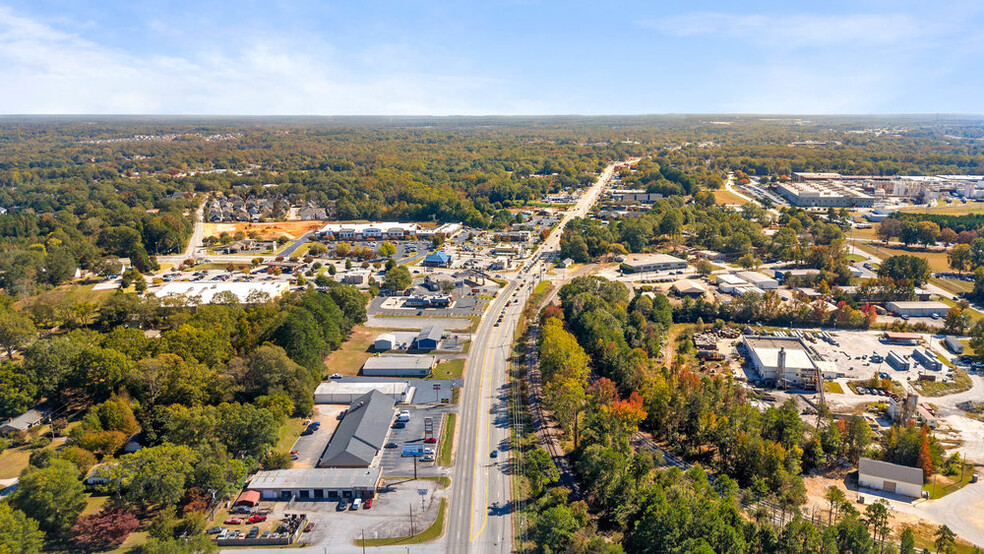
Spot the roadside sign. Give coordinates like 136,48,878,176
433,384,441,390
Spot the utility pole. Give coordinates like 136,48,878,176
362,530,366,554
409,503,415,535
413,455,417,479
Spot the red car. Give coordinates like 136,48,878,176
364,498,373,509
423,437,437,444
303,522,316,533
247,514,267,523
223,517,243,525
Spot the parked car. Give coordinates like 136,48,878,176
336,500,348,511
351,498,362,510
424,437,437,443
261,531,271,539
385,441,399,448
392,421,406,429
206,526,223,535
223,517,243,525
304,522,316,532
216,529,229,539
364,498,373,509
330,373,343,379
290,450,299,460
422,454,435,462
247,526,259,539
247,514,267,523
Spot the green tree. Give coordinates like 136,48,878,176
107,444,197,511
0,363,38,418
0,311,37,359
935,524,956,554
10,459,86,535
825,485,846,524
899,527,916,554
378,241,397,257
878,255,931,286
0,503,45,554
949,243,972,272
384,265,411,291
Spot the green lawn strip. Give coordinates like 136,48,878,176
960,339,975,357
275,417,306,453
930,276,973,296
912,533,979,554
354,497,448,547
922,466,977,499
430,358,465,380
437,413,457,466
823,381,845,394
451,387,461,405
937,296,984,322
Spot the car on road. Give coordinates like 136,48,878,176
385,441,399,448
490,449,498,458
329,373,343,379
223,517,243,525
290,450,299,459
424,437,437,443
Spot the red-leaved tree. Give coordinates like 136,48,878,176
71,507,140,551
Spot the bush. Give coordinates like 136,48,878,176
261,451,293,470
29,436,51,450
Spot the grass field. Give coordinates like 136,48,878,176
937,296,984,322
437,413,457,466
914,367,973,396
324,326,397,376
930,276,974,295
900,201,984,216
354,498,447,547
923,465,977,499
847,225,881,241
431,358,465,380
713,189,749,205
852,241,951,272
823,382,845,394
275,417,305,453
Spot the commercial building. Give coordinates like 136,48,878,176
405,295,452,308
318,390,395,468
248,468,382,501
362,354,436,377
411,326,443,351
742,336,820,388
671,279,707,296
885,301,949,318
314,381,414,405
154,281,289,304
857,458,923,498
736,271,779,290
422,251,453,267
622,254,687,273
493,245,525,257
339,269,370,285
883,332,921,346
776,181,875,208
716,274,748,294
374,333,396,351
317,222,419,241
776,268,821,281
0,409,44,434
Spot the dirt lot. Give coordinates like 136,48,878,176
204,220,324,240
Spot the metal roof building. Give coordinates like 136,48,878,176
886,301,950,317
314,381,414,404
248,468,382,501
858,457,923,498
317,390,395,468
412,326,443,351
362,354,436,377
622,254,687,273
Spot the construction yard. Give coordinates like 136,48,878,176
204,220,324,240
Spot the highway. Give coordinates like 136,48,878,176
444,160,621,553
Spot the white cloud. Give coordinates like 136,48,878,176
642,12,938,48
0,6,514,114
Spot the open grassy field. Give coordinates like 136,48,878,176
431,358,465,380
900,201,984,216
852,241,951,272
914,367,973,396
930,276,974,295
937,296,984,322
923,465,977,499
713,188,749,205
437,413,457,466
847,224,881,241
324,326,398,376
823,381,845,394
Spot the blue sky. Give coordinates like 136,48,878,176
0,0,982,114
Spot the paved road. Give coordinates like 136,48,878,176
160,200,205,264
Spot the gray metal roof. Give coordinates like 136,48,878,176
363,354,436,371
0,409,43,432
415,326,443,343
858,457,923,485
249,468,382,490
318,390,395,467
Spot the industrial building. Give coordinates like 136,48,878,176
736,271,779,290
154,281,289,304
622,254,687,273
362,354,436,377
742,336,820,388
944,335,964,354
885,301,949,318
671,279,707,296
857,458,923,498
248,468,382,501
318,390,395,468
411,326,443,351
776,181,875,208
314,381,414,404
716,274,748,294
912,348,942,371
886,351,910,371
883,332,921,346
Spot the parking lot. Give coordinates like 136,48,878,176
380,405,452,476
290,405,344,468
808,330,958,387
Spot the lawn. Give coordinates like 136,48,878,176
937,296,984,322
823,381,845,394
712,189,749,205
913,367,973,397
324,326,397,376
0,445,33,479
354,498,447,547
922,465,977,499
431,358,465,380
276,417,306,453
930,276,974,296
847,224,881,241
900,201,984,216
852,241,951,272
437,413,457,466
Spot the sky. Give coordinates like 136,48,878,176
0,0,982,115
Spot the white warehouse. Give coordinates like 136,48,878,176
736,271,779,290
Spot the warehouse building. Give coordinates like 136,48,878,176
374,333,397,351
857,458,923,498
314,381,414,404
776,181,875,208
248,468,382,501
671,279,707,296
716,274,748,294
736,271,779,290
944,335,964,354
318,390,395,468
411,326,443,351
742,336,820,388
883,332,921,346
362,354,436,377
622,254,687,273
886,301,950,318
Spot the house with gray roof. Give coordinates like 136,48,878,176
858,457,923,498
317,390,395,468
1,409,44,434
